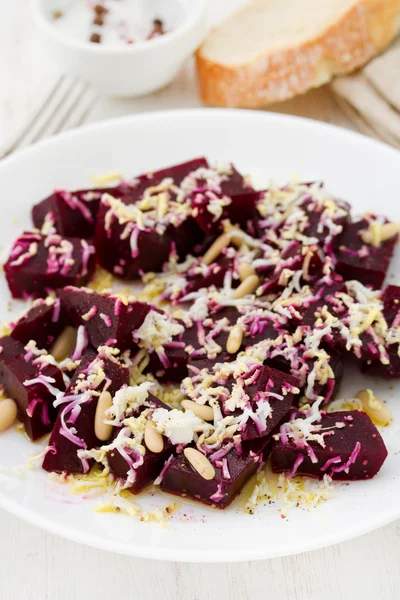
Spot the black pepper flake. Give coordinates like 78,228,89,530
147,18,165,40
90,32,102,44
93,15,104,26
94,4,108,16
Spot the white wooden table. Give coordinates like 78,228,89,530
1,3,399,599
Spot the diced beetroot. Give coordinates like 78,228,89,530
220,165,252,196
257,242,324,296
57,286,151,351
171,306,282,376
42,350,129,474
364,285,400,378
300,197,350,243
314,348,344,404
295,278,346,328
107,394,174,494
333,219,397,289
178,161,256,235
148,306,239,381
176,256,234,301
382,285,400,326
217,364,299,441
365,346,400,379
10,298,66,350
4,231,95,299
149,336,190,382
253,186,349,249
160,437,271,509
32,185,132,239
95,199,175,279
127,158,209,201
0,336,66,440
172,218,205,261
271,411,388,480
94,159,212,279
192,190,262,236
225,191,264,231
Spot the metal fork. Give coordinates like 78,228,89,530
0,74,97,160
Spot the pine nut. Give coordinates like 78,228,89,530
361,222,400,246
231,274,260,299
237,262,256,282
50,327,77,361
184,447,215,480
181,400,214,421
94,391,113,441
223,222,245,247
145,420,164,453
201,233,230,266
226,324,244,354
355,389,392,426
0,399,17,432
380,222,400,242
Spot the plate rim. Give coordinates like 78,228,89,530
0,108,399,562
1,107,400,173
0,486,398,562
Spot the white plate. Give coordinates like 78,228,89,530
0,109,399,563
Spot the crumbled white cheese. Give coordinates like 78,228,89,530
151,408,212,444
106,382,154,425
133,311,184,351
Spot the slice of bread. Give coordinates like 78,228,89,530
196,0,400,108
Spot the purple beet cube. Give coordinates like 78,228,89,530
107,394,174,494
42,350,129,474
365,346,400,379
160,437,271,509
94,159,212,279
216,364,300,441
32,185,132,239
295,278,346,329
0,336,66,440
192,189,261,236
10,297,66,350
333,218,398,289
382,285,400,326
149,335,190,382
57,286,151,351
253,184,349,250
127,158,209,201
257,242,324,296
312,348,344,404
173,217,205,261
148,306,239,381
174,255,234,301
4,231,95,299
363,285,400,378
271,410,388,480
191,163,255,235
94,198,176,279
300,196,350,243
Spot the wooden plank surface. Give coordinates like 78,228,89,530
0,3,398,600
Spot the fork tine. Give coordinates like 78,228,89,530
62,88,98,131
43,80,89,137
17,76,79,151
0,75,65,160
50,84,97,135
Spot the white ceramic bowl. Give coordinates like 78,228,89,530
32,0,207,97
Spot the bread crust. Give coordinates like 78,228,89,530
196,0,400,108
